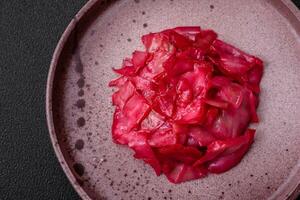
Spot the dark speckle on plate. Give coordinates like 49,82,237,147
77,117,85,127
75,139,84,150
75,99,86,109
73,163,85,176
77,78,85,88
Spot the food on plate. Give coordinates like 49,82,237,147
109,26,263,183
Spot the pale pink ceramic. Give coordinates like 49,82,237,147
46,0,300,199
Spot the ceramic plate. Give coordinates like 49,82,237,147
46,0,300,199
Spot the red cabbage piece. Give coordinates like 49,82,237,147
109,26,263,183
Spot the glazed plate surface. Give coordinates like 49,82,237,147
46,0,300,199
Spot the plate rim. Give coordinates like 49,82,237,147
45,0,300,199
46,0,99,199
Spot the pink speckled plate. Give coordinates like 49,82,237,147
46,0,300,199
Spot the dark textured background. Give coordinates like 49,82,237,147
0,1,299,199
0,1,86,199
